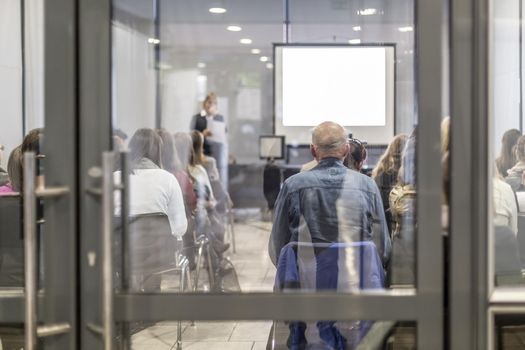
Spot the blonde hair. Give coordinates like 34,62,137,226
441,116,450,154
372,134,408,179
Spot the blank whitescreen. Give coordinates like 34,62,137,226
282,46,386,126
274,45,395,145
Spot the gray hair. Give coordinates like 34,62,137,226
311,121,348,153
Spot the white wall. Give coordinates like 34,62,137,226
493,0,521,155
0,0,24,168
112,22,156,140
161,69,199,133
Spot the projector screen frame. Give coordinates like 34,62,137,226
272,43,397,145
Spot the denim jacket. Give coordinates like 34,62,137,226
269,158,391,267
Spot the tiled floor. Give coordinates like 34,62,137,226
131,219,275,350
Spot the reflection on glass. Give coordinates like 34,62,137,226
494,314,525,349
111,0,418,294
491,0,525,287
122,320,416,349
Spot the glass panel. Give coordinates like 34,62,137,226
0,324,24,350
111,0,421,295
490,0,525,288
0,0,44,292
494,314,525,349
121,320,416,349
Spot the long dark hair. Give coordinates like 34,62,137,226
156,128,183,173
496,129,521,176
128,128,162,168
190,130,205,166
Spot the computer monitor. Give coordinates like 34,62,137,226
259,135,285,160
363,144,388,169
286,144,314,165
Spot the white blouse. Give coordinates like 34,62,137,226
493,178,518,235
114,168,187,237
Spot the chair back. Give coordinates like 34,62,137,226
0,195,24,286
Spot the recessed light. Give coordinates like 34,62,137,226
260,56,269,62
357,8,377,16
398,26,413,32
227,25,242,32
197,62,206,68
251,48,261,54
348,39,361,44
209,7,226,14
352,26,362,31
240,38,252,44
266,63,274,69
147,38,160,44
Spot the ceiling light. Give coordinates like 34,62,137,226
348,39,361,44
147,38,160,44
398,26,413,32
266,63,274,69
251,48,261,54
227,25,242,32
209,7,226,14
240,38,252,44
260,56,269,62
357,8,377,16
197,62,206,68
352,26,362,31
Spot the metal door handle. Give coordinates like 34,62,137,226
101,151,115,350
23,152,71,350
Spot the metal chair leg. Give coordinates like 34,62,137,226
228,209,236,253
206,245,215,290
193,241,205,292
177,259,188,350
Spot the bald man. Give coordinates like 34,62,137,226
269,121,391,266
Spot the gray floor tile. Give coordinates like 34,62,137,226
181,341,254,350
182,322,237,342
229,322,273,342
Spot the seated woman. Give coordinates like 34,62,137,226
505,135,525,191
175,132,229,254
114,128,187,291
115,128,187,237
0,146,22,194
156,129,198,268
371,134,408,234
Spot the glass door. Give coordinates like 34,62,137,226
0,0,77,349
78,0,445,349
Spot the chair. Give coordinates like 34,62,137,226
0,194,24,287
273,241,385,349
210,179,236,253
114,213,192,349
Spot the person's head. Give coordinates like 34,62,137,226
156,128,182,172
441,116,450,154
203,93,218,115
22,128,43,154
397,127,417,186
310,121,349,161
7,146,22,191
372,134,408,179
497,129,521,171
128,128,162,168
190,130,205,166
515,135,525,163
174,132,193,170
344,138,367,171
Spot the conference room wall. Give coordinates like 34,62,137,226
0,0,24,169
493,0,522,155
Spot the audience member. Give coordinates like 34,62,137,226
0,143,7,186
175,132,229,254
494,167,518,236
344,137,368,171
0,147,22,194
114,128,187,237
269,121,391,265
372,134,408,234
505,135,525,191
496,128,521,177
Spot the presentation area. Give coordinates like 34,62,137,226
274,44,395,145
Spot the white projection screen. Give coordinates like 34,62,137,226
274,44,395,145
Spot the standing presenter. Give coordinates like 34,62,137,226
191,93,227,183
